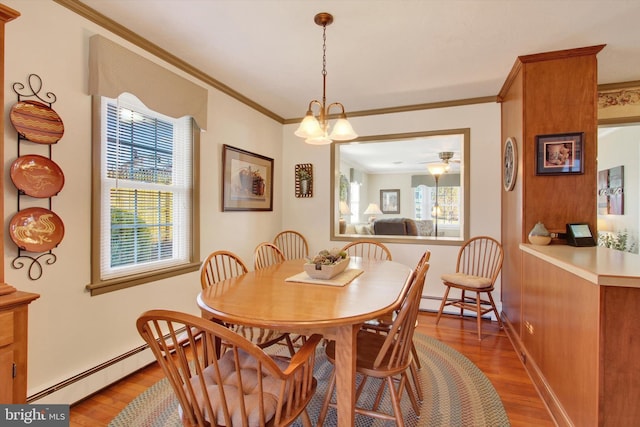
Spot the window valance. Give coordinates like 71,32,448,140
89,35,208,130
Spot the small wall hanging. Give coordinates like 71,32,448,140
598,165,624,215
9,74,65,280
295,164,313,198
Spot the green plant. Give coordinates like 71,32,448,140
598,229,638,253
307,248,347,265
296,168,311,181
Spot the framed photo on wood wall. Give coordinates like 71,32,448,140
536,132,584,175
222,144,273,211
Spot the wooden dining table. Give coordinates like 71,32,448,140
197,256,413,426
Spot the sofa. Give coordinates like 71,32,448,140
343,218,434,236
372,218,418,236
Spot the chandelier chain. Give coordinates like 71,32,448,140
322,24,328,77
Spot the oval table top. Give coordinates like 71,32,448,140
197,257,414,331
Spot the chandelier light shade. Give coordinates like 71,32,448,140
295,12,357,145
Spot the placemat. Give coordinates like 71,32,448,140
285,268,364,286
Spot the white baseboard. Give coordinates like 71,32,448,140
29,348,156,405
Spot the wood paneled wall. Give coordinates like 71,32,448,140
499,45,603,332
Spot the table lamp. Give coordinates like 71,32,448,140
364,203,383,223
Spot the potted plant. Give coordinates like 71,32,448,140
297,168,312,195
304,248,349,279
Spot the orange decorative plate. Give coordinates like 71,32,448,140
10,155,65,198
9,207,65,253
10,100,64,144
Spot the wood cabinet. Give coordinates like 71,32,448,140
0,291,39,403
520,245,640,427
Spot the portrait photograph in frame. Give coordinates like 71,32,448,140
536,132,584,175
380,189,400,214
222,144,274,211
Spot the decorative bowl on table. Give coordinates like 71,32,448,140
303,249,349,280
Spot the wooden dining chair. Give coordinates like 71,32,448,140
317,259,430,426
254,242,286,270
341,239,392,260
201,250,295,355
273,230,309,260
137,309,322,427
435,235,504,340
362,249,431,401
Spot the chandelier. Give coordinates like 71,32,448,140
294,12,357,145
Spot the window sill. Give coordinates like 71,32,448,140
86,262,201,296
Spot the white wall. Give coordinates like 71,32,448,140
4,0,283,403
597,124,640,251
282,103,502,313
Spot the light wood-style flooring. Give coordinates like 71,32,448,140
69,312,554,426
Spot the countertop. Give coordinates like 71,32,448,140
520,244,640,288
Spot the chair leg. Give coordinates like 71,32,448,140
411,341,421,369
435,286,452,324
285,334,296,356
402,371,421,415
475,292,483,340
317,369,336,426
409,358,423,401
386,376,406,427
486,291,504,330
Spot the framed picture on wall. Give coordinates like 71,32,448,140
535,132,584,175
222,144,273,211
380,189,400,214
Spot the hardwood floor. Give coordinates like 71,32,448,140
69,312,555,426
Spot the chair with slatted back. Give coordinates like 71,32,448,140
317,259,430,426
362,249,431,401
137,309,322,427
435,235,504,340
341,239,392,260
254,242,286,270
201,250,295,355
273,230,309,260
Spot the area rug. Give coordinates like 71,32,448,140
109,333,510,426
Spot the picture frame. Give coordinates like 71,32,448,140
295,163,313,198
380,189,400,214
222,144,273,211
535,132,584,175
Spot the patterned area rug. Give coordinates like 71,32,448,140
109,333,510,426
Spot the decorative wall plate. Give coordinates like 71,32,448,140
10,100,65,144
10,155,65,198
503,137,517,191
9,207,65,253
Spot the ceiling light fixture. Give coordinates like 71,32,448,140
294,12,357,145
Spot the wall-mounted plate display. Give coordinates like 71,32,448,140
10,100,65,144
10,155,65,198
9,207,65,253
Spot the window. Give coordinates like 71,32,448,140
88,93,199,295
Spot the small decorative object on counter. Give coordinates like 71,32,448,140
304,248,349,279
529,221,551,245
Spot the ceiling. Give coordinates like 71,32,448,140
77,0,640,122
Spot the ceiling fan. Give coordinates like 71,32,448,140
421,151,461,165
